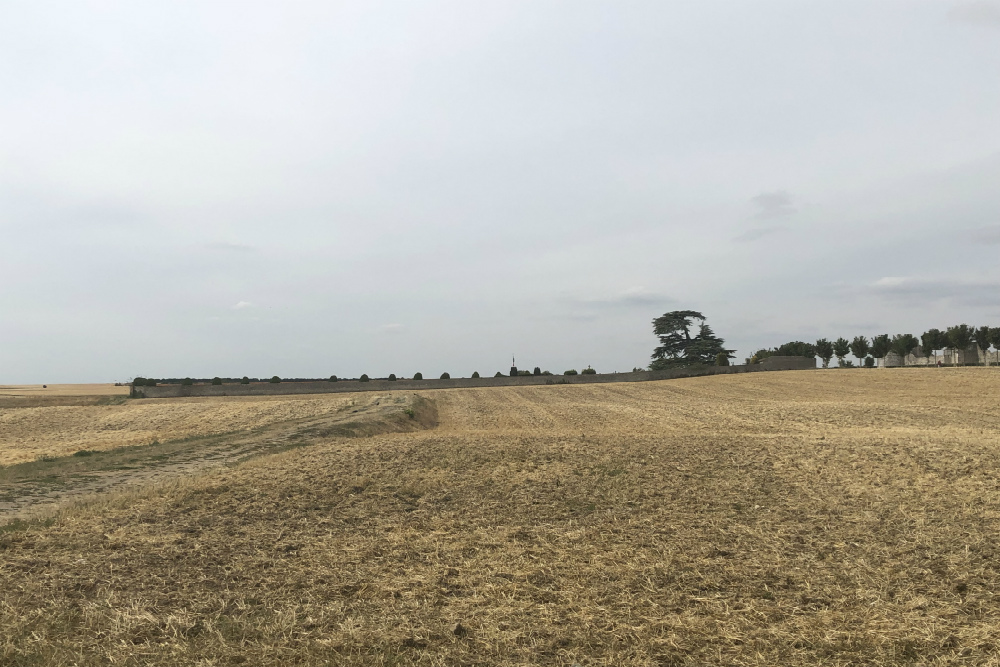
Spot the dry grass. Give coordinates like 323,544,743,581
0,384,129,398
2,369,1000,665
0,394,364,465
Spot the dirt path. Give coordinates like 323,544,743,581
0,393,436,520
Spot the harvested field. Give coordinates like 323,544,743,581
0,384,129,398
2,369,1000,665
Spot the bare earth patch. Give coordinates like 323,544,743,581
1,369,999,666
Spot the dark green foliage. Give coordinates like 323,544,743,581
815,339,834,368
241,376,251,384
975,326,993,352
921,329,945,360
542,371,553,376
440,372,450,379
746,349,774,364
533,367,541,376
838,359,855,368
494,372,503,378
650,310,733,370
564,369,578,375
992,328,1000,350
715,353,730,366
947,324,973,350
181,378,194,386
269,376,281,384
413,372,423,381
359,374,370,382
517,370,531,376
211,377,223,385
774,341,816,358
388,374,397,381
133,377,158,387
890,334,919,359
73,450,96,457
864,356,875,368
850,336,870,365
471,371,480,378
328,375,338,382
833,337,850,365
582,367,597,374
870,334,890,359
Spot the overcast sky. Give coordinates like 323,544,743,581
2,1,1000,383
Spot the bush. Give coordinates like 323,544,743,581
328,375,338,382
359,374,370,382
564,369,578,376
472,371,480,378
269,376,281,384
542,371,553,376
518,370,531,376
241,376,250,384
715,353,730,367
211,377,223,385
533,367,541,376
864,356,875,368
413,372,423,381
582,367,596,374
440,372,450,379
388,373,397,381
494,371,504,378
181,378,194,386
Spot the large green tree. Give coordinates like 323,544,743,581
921,328,945,364
947,324,973,350
871,334,891,363
850,336,870,366
776,341,816,358
815,338,834,368
832,337,850,367
650,311,733,370
889,333,919,362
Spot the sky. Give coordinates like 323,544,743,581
2,1,1000,383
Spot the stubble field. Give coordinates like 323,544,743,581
2,369,1000,666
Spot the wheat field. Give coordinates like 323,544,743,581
2,369,1000,666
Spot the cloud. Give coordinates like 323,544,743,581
751,191,796,219
869,276,1000,306
971,225,1000,244
734,226,786,243
377,323,405,334
206,241,256,253
949,2,1000,27
232,301,254,310
568,287,672,309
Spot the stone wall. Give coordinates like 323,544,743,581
132,357,816,398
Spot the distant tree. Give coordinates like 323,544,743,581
582,366,597,374
864,356,875,368
947,324,974,351
975,325,993,362
715,352,730,366
269,376,281,384
850,336,870,366
776,341,817,359
993,327,1000,353
211,377,223,385
564,369,578,375
533,367,541,376
890,334,919,362
746,349,775,364
833,337,850,366
870,334,890,363
440,372,450,379
541,371,553,376
359,374,370,382
650,310,733,370
815,339,834,368
494,371,503,378
413,372,423,380
471,371,480,378
182,377,194,386
388,373,397,381
920,329,945,364
517,370,531,376
241,376,251,384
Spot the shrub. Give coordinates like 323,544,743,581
440,372,450,379
359,374,370,382
328,375,338,382
533,367,541,376
494,371,504,378
715,353,730,367
269,376,281,384
864,356,875,368
542,371,553,376
582,367,596,374
241,376,250,384
181,378,194,386
518,370,531,376
211,377,223,385
472,371,480,378
388,374,397,381
564,369,578,376
413,372,423,380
